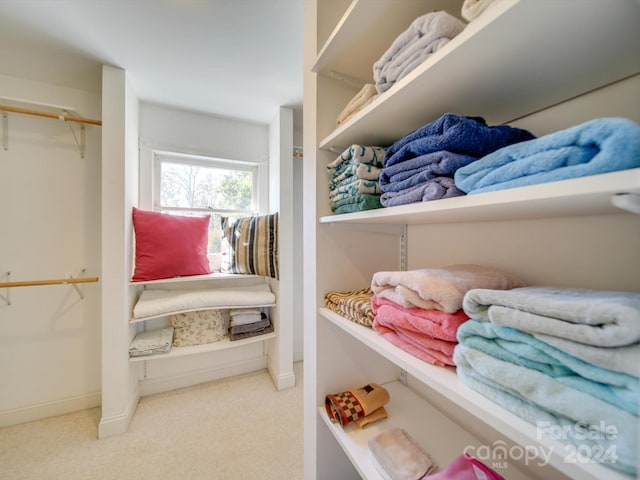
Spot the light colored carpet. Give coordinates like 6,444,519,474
0,362,303,480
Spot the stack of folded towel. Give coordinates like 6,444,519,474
370,264,525,366
327,144,386,214
129,327,174,357
324,287,376,327
228,308,273,341
336,84,378,127
454,286,640,476
461,0,498,22
454,117,640,195
373,11,466,95
379,113,535,207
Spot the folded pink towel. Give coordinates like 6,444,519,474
372,295,469,342
371,264,525,313
374,320,457,366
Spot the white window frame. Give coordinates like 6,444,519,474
151,149,260,217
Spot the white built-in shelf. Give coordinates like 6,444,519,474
129,272,261,286
320,308,633,480
312,0,462,83
319,169,640,226
318,0,640,150
129,331,276,363
318,381,519,480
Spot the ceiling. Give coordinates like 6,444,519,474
0,0,304,125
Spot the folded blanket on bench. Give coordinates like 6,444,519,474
454,117,640,194
132,282,275,321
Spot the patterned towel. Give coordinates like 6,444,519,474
325,383,390,428
332,194,383,214
325,287,375,327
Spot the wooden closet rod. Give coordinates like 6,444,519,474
0,105,102,126
0,277,99,288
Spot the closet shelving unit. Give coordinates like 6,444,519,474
304,1,640,480
129,273,277,363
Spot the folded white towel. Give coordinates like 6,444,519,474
373,11,466,94
372,264,525,313
461,0,496,21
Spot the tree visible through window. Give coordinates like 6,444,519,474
153,152,258,254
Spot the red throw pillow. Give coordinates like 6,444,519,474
132,207,211,282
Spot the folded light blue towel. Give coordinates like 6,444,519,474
457,320,639,415
454,345,637,476
454,117,640,194
380,177,465,207
384,113,535,169
380,150,476,192
462,286,640,347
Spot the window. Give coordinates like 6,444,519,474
152,151,259,255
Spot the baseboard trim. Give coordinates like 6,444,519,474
0,391,101,429
269,365,296,391
98,388,140,439
138,355,268,397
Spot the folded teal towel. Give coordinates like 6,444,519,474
454,345,637,476
454,117,640,194
457,320,639,415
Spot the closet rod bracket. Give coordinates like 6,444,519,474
1,272,11,306
65,110,86,158
2,112,7,151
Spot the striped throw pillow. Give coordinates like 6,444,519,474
221,213,278,279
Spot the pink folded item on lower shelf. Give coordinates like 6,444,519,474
425,453,505,480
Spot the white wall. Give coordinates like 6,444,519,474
0,73,102,427
139,102,270,211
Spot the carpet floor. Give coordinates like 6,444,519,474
0,362,303,480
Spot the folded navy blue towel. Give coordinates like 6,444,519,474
384,113,535,168
380,150,476,193
454,117,640,194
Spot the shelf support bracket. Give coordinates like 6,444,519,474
610,193,640,215
400,225,408,271
1,272,11,306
